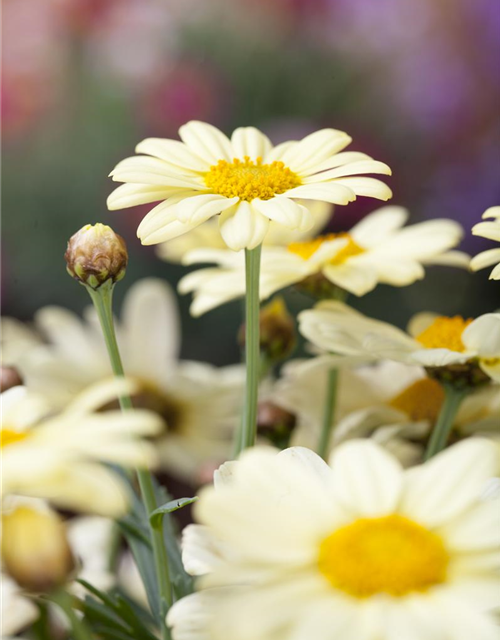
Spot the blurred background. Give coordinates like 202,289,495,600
3,0,500,365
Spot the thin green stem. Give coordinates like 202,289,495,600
86,281,172,638
317,368,338,459
236,245,262,455
51,590,92,640
424,384,467,460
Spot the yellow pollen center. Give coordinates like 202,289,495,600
389,378,445,422
318,514,449,598
204,156,301,202
287,233,365,263
0,429,28,448
416,316,473,352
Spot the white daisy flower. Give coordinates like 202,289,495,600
178,206,468,316
275,360,500,465
298,301,500,383
470,206,500,280
1,382,162,515
107,121,392,251
168,440,500,640
4,279,244,481
0,575,38,637
157,200,333,263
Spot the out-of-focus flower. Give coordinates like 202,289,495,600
1,382,162,515
1,575,38,637
299,302,500,385
4,279,244,481
0,366,24,392
470,207,500,280
169,439,500,640
179,206,468,314
107,121,391,251
275,360,500,465
157,200,332,263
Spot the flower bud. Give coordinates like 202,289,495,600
257,401,296,448
65,223,128,289
0,366,23,392
239,297,296,364
1,502,75,592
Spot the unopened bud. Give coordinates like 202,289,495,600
239,297,296,363
0,366,23,392
257,401,296,448
1,502,75,592
295,273,347,301
65,223,128,289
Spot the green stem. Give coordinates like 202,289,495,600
424,384,467,460
236,245,262,455
51,590,92,640
317,368,338,459
86,281,172,638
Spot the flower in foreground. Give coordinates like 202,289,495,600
298,301,500,384
107,121,392,250
470,206,500,280
1,382,162,515
168,440,500,640
179,206,468,315
3,279,244,481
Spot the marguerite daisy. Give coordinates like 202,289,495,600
298,301,500,383
470,206,500,280
168,440,500,640
107,121,392,250
178,206,468,315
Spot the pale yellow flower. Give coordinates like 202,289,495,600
470,206,500,280
107,121,392,250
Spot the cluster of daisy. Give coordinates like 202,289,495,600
2,121,499,640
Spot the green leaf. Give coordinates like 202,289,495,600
149,497,198,528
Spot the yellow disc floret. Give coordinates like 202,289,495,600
416,316,473,352
389,378,445,423
318,514,449,598
288,233,365,263
1,429,28,448
204,157,301,202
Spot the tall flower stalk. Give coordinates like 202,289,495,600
317,368,338,459
424,384,467,460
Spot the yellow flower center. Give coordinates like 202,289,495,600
389,378,445,422
416,316,473,352
287,233,365,263
318,514,449,598
204,156,301,202
0,429,28,448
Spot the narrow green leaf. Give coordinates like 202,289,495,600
149,497,198,528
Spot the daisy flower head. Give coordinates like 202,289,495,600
298,301,500,386
168,440,500,640
470,206,500,280
107,121,392,251
1,382,163,515
179,206,468,315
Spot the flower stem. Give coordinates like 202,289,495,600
86,281,172,638
424,384,467,460
236,245,262,455
317,368,338,459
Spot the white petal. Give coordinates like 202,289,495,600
141,219,207,246
284,183,356,205
303,151,373,174
333,176,393,201
470,248,500,271
489,262,500,280
471,220,500,242
277,446,333,486
176,194,238,223
179,121,233,164
441,500,500,552
218,201,269,250
303,159,392,183
370,219,463,258
281,129,352,174
329,439,403,516
231,127,272,160
135,138,209,171
350,206,409,247
401,438,499,527
322,263,379,296
263,141,298,163
482,206,500,220
252,197,313,231
462,313,500,357
107,183,184,210
110,156,205,188
181,524,227,575
407,312,438,338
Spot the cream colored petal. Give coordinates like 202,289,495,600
350,206,409,247
167,591,213,640
480,357,500,382
332,176,393,201
470,248,500,271
179,121,233,164
482,206,500,220
489,262,500,280
288,596,368,640
252,197,313,231
218,202,269,250
1,576,38,637
62,378,138,416
462,313,500,357
176,194,238,223
110,156,205,188
263,140,298,163
135,138,209,172
329,439,404,516
471,220,500,242
231,127,272,160
322,263,379,296
380,597,446,640
432,593,500,640
280,129,352,174
400,438,499,527
425,250,471,267
277,446,333,486
362,257,425,287
107,183,184,210
440,500,500,552
303,159,392,183
182,247,243,268
407,312,439,337
141,219,207,246
301,151,373,175
137,194,196,237
181,524,227,576
370,219,463,258
411,348,470,367
284,182,356,205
